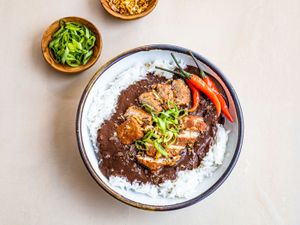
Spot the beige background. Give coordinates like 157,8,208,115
1,0,299,224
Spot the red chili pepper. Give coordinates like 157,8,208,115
185,80,200,112
186,75,221,116
203,76,233,122
189,51,234,122
155,65,222,117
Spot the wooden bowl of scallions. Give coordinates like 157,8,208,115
41,17,102,73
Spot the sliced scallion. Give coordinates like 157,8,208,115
48,20,96,67
136,103,188,157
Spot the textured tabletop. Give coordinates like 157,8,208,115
0,0,299,224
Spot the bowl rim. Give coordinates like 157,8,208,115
75,44,244,211
41,16,102,74
99,0,158,20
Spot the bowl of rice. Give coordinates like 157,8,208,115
76,44,244,210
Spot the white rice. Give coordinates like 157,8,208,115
86,59,229,199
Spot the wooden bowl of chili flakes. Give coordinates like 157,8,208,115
100,0,158,20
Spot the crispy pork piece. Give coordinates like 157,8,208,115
155,83,174,108
120,83,207,172
124,105,152,126
170,116,207,149
175,130,200,146
138,91,163,112
172,79,191,106
136,154,181,172
145,143,157,157
180,115,207,132
134,116,207,171
116,117,144,145
166,144,184,156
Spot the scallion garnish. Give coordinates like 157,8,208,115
135,103,187,157
49,20,96,67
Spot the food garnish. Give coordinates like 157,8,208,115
49,20,96,67
108,0,150,16
156,58,222,117
170,53,221,117
135,102,187,157
185,80,200,112
188,51,234,122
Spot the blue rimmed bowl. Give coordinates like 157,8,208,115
76,44,244,211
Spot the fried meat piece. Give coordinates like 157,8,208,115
116,117,144,145
145,143,157,157
175,130,200,146
138,92,163,112
124,105,152,126
155,83,174,108
172,79,191,106
166,144,184,156
119,82,207,172
180,115,207,132
136,154,181,172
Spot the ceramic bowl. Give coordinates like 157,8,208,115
100,0,158,20
41,16,102,74
76,44,244,210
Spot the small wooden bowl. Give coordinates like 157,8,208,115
41,17,102,74
100,0,158,20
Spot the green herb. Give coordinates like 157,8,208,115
135,103,187,157
153,140,169,157
48,20,96,67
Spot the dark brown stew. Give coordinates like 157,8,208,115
97,66,222,185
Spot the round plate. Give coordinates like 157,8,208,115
76,44,244,211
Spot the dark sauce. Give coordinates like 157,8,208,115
97,66,221,185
